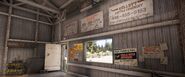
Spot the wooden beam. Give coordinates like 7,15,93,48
7,42,36,48
0,11,53,25
45,0,59,10
8,39,35,43
34,9,39,57
3,0,7,3
12,14,52,25
41,0,55,17
0,11,8,15
17,0,59,13
14,2,25,6
3,0,13,74
59,0,74,9
60,20,180,42
0,1,52,18
8,39,51,44
35,9,39,42
58,22,62,42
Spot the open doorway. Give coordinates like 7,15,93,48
61,44,68,72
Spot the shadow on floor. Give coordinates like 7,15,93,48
1,72,76,77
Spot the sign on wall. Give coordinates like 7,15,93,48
142,46,164,58
69,43,83,61
142,43,168,64
109,0,153,25
64,21,78,36
114,48,138,66
80,11,103,32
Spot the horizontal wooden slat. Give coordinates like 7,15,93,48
8,39,51,44
61,20,179,42
0,11,53,25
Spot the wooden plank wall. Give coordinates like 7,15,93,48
0,5,8,71
7,48,34,63
62,0,178,39
0,16,7,72
62,0,185,77
179,0,185,65
7,8,51,63
0,3,52,70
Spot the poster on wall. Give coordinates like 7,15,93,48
142,46,164,59
114,48,138,66
69,43,83,61
80,11,103,32
64,21,78,36
109,0,153,25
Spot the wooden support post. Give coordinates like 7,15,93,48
3,0,13,75
34,9,40,57
58,22,61,42
51,23,54,42
179,0,185,65
35,9,39,42
57,10,66,42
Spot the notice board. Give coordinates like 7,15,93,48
80,11,103,32
64,21,78,36
109,0,153,25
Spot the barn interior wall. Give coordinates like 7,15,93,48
0,14,7,72
62,0,178,40
179,0,185,65
0,0,184,76
61,0,185,77
0,3,52,73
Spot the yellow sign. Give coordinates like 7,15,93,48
69,43,83,61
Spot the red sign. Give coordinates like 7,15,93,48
115,52,136,59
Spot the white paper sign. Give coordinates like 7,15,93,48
160,57,168,65
160,43,168,51
64,21,78,36
142,46,164,59
109,0,153,25
81,11,103,32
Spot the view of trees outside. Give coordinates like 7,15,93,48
86,39,113,63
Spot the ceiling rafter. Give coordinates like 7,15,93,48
14,2,24,6
0,1,52,17
59,0,74,9
41,0,55,17
45,0,58,10
16,0,59,14
3,0,7,3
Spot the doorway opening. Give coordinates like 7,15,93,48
61,44,68,72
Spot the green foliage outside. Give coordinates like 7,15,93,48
86,40,112,58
